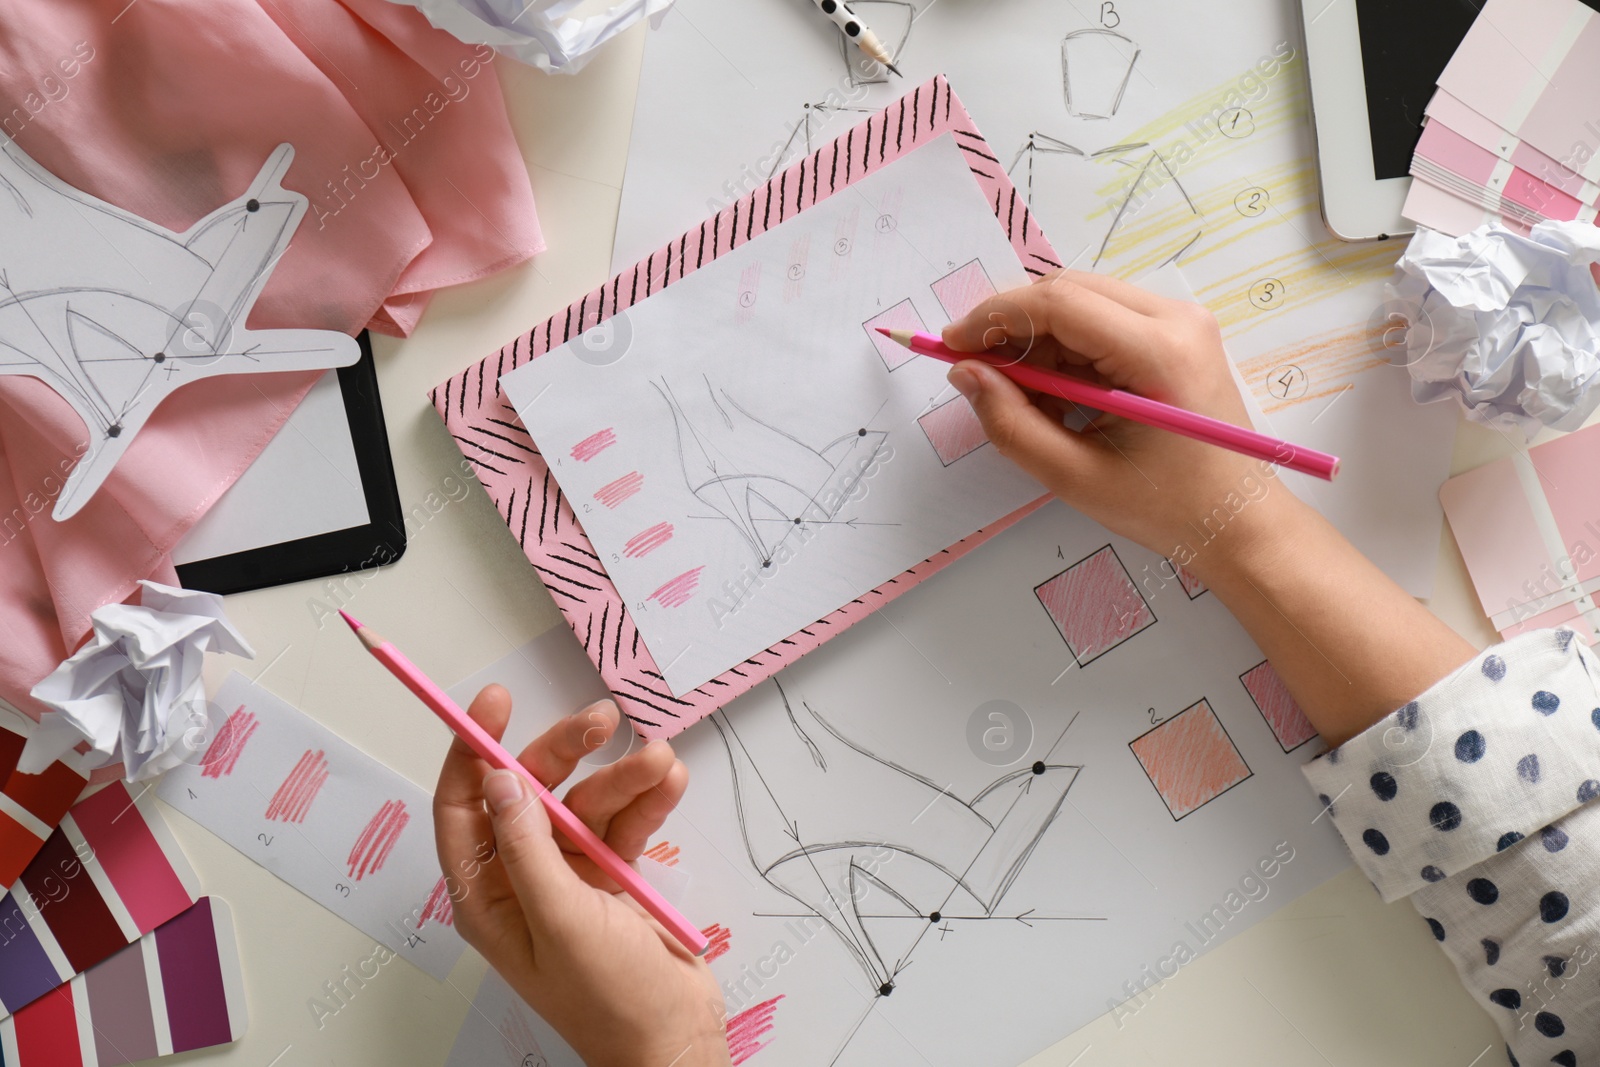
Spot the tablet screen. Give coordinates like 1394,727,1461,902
1353,0,1482,181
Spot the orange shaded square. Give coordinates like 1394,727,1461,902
1129,699,1251,820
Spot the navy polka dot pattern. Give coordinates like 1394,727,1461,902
1300,630,1600,1064
1432,801,1464,832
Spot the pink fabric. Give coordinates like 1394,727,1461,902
0,0,543,720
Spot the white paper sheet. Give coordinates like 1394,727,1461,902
610,0,1460,595
454,494,1351,1067
157,673,467,980
172,370,370,564
444,969,584,1067
503,134,1043,694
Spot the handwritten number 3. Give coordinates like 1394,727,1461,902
1101,2,1120,27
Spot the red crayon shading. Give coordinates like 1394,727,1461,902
346,800,410,881
623,522,675,559
700,923,732,963
594,471,644,509
571,428,617,463
264,749,330,823
642,841,680,867
725,995,784,1065
648,568,703,609
417,875,455,929
200,709,257,779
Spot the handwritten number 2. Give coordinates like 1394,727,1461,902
257,833,274,847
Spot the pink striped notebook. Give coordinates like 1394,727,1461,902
430,77,1057,739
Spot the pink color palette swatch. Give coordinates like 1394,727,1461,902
1439,421,1600,641
0,897,246,1066
0,781,199,1019
1405,0,1600,236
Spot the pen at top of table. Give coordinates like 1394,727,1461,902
877,328,1340,482
337,610,710,958
810,0,902,76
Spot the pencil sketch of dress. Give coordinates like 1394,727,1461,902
654,377,889,568
712,681,1080,997
0,141,358,520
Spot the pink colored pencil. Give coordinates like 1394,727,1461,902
878,328,1340,481
338,611,709,957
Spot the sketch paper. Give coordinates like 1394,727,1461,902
611,0,1460,595
157,673,467,980
502,134,1043,694
0,141,359,520
444,490,1350,1066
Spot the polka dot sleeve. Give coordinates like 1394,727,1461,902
1302,629,1600,904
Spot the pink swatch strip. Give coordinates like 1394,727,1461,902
571,428,617,462
346,800,410,882
700,922,732,963
595,471,644,509
624,522,675,558
649,568,704,609
726,995,784,1065
264,749,329,823
199,709,257,780
417,875,455,929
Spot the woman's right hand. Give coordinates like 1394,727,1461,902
942,270,1303,577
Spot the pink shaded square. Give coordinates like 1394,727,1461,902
917,396,988,465
1172,561,1206,599
1240,660,1317,751
1035,545,1155,664
1130,699,1251,820
930,259,996,320
864,300,927,370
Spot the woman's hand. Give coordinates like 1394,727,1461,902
434,686,731,1067
943,270,1299,576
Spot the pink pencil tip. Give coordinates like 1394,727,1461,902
874,326,891,337
338,609,364,631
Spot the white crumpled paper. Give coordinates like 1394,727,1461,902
23,581,254,781
389,0,675,73
1392,220,1600,439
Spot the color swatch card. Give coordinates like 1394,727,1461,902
1407,0,1600,236
0,896,247,1066
0,780,199,1018
501,131,1042,696
1439,421,1600,640
0,726,87,888
157,672,466,980
1436,0,1600,185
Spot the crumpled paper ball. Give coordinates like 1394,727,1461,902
23,581,253,781
1391,220,1600,440
388,0,675,73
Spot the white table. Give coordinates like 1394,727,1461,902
179,26,1520,1067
